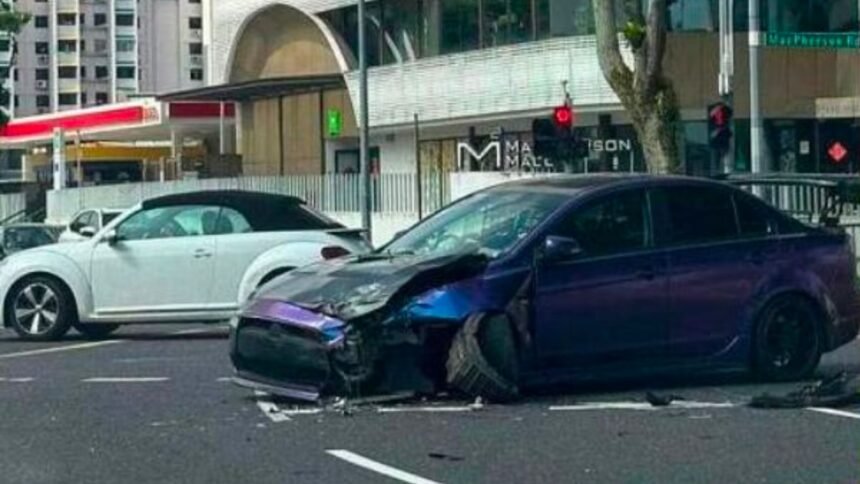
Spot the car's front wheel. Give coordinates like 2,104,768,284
6,276,75,341
753,296,823,382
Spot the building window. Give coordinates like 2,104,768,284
762,0,859,32
116,38,135,52
190,68,203,81
96,92,108,104
35,42,49,55
116,66,135,79
115,13,135,26
188,16,202,29
80,92,87,105
94,39,108,53
57,40,77,53
57,13,77,26
58,66,77,79
0,39,9,52
80,13,85,26
79,66,86,79
94,13,107,26
95,65,108,79
35,69,49,81
188,42,202,55
36,95,50,108
34,15,48,28
58,93,78,106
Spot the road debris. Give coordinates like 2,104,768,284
749,372,860,409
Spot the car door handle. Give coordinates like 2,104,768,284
193,249,213,259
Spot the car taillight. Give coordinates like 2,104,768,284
321,245,350,260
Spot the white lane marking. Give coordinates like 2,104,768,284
0,340,124,359
0,377,34,382
808,407,860,420
254,391,291,423
549,401,737,412
172,327,227,335
377,406,479,414
82,377,170,383
327,449,442,484
216,377,233,382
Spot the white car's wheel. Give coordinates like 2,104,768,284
6,276,74,341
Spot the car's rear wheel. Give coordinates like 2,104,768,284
74,322,120,340
6,276,75,341
753,296,822,382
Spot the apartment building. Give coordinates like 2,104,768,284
0,0,206,118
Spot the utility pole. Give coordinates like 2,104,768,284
748,0,765,174
718,0,735,174
358,0,372,235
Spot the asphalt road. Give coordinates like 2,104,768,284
0,325,858,484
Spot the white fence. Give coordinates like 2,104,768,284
48,174,451,224
0,192,26,222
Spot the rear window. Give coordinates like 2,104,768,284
659,186,738,245
249,202,343,232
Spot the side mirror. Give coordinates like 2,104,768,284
101,229,121,245
541,235,583,263
79,226,97,238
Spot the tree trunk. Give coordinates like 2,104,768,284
639,109,676,174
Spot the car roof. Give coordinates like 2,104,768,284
142,190,305,211
485,174,730,195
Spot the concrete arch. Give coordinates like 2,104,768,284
224,2,352,83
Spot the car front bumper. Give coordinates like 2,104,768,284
229,299,346,402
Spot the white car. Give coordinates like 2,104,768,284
0,190,370,340
58,208,125,243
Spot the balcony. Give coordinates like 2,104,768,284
57,25,80,40
115,49,136,64
115,0,136,11
57,0,79,13
58,78,81,92
57,52,79,66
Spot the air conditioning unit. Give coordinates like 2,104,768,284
36,80,49,90
189,55,203,66
189,29,202,39
37,107,50,114
37,55,50,65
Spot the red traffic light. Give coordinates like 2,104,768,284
708,103,732,128
553,105,575,129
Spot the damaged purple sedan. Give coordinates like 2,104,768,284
230,175,860,402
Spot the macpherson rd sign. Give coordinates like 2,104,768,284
765,32,860,49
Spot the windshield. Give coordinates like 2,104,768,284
384,190,568,258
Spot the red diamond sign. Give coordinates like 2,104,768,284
828,142,848,163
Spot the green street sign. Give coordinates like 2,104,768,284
765,32,860,49
326,109,343,137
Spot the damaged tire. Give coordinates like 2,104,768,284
446,312,519,402
752,296,822,382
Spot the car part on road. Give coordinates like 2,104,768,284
6,276,74,341
749,371,860,409
446,312,520,402
73,322,120,340
752,296,823,382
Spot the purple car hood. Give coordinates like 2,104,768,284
250,251,490,323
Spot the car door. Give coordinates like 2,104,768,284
206,206,271,310
654,185,781,360
89,204,218,315
533,189,671,370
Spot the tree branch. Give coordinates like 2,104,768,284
644,0,668,94
592,0,633,100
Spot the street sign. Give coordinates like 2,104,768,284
765,32,860,49
326,109,343,137
828,142,848,163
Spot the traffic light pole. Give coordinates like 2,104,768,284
718,0,735,174
358,0,372,236
748,0,765,174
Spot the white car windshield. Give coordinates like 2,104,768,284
383,190,567,258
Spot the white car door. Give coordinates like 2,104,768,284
90,205,218,316
206,207,282,310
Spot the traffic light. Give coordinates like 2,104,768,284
553,105,574,130
708,102,733,154
533,104,580,161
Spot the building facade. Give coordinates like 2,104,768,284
0,0,206,119
197,0,860,178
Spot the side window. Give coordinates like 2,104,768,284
554,190,648,257
734,194,773,238
662,186,737,245
69,212,91,233
116,205,220,241
213,208,252,235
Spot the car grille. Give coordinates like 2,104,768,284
232,318,332,387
